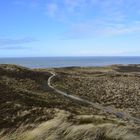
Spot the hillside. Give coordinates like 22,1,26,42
53,65,140,118
0,64,140,140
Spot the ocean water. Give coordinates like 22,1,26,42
0,57,140,68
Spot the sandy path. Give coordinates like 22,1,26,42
48,71,140,124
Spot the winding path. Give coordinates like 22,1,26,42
48,71,140,124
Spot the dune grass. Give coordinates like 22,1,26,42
0,64,140,140
0,110,139,140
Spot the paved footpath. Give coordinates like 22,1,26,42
48,71,140,125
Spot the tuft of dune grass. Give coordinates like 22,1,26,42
0,110,139,140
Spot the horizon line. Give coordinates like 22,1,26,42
0,56,140,58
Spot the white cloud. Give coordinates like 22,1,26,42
64,0,87,12
0,37,37,46
14,0,140,22
65,20,140,39
77,50,126,56
14,0,140,19
14,0,140,38
45,3,58,17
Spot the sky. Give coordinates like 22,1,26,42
0,0,140,57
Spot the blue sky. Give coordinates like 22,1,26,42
0,0,140,57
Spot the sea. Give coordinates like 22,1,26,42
0,57,140,68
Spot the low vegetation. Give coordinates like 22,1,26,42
1,110,139,140
53,65,140,118
0,64,139,139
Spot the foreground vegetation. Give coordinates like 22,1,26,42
0,64,139,139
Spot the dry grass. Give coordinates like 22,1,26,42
0,110,139,140
0,64,140,140
53,66,140,118
0,64,99,132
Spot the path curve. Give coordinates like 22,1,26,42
48,71,140,124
